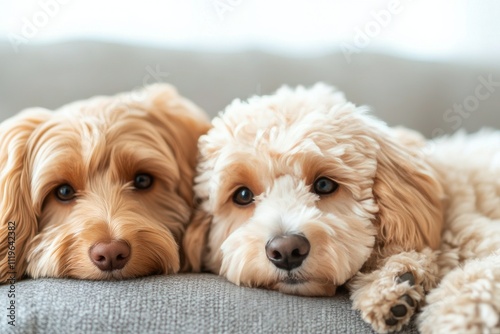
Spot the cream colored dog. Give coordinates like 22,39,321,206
0,84,210,283
184,84,500,333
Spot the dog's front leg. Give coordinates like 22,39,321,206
347,247,439,333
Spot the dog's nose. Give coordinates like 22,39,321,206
89,240,131,271
265,234,310,271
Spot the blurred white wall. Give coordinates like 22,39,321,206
1,0,499,64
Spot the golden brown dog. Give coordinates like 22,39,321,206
0,84,210,283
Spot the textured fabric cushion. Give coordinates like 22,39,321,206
0,274,418,333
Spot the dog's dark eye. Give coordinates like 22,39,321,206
313,177,339,195
55,184,76,202
134,173,154,190
233,187,254,206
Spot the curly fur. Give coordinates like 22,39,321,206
184,83,500,333
0,84,210,282
419,130,500,334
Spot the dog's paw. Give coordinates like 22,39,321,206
350,271,426,333
349,249,439,333
383,273,418,327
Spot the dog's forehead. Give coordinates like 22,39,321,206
214,133,343,188
216,108,357,165
30,105,167,175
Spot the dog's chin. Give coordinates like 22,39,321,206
67,265,168,281
231,270,338,297
273,277,337,297
28,249,178,281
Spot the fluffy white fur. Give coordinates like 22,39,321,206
419,130,500,333
184,84,500,333
0,84,210,283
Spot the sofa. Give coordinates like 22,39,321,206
1,40,499,333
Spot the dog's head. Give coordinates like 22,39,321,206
184,84,443,296
0,84,210,283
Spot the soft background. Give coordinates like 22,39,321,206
1,0,499,138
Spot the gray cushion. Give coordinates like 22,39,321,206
0,274,418,333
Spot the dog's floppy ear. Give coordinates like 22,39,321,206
373,129,443,251
0,108,51,283
181,209,212,272
139,84,211,208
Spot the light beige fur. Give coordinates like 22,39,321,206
0,84,210,283
419,131,500,334
184,84,444,332
184,84,500,333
